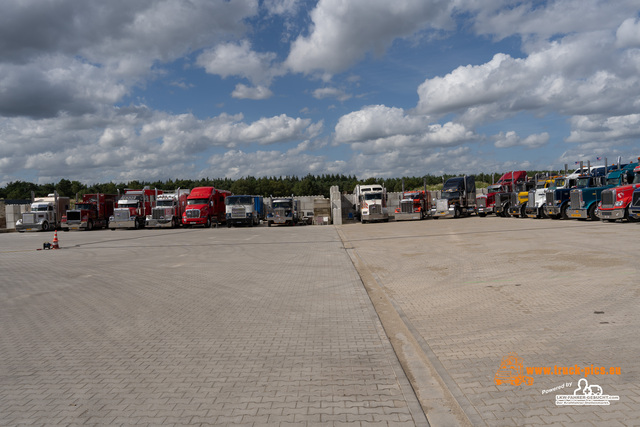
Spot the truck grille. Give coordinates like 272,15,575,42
113,210,130,221
527,191,535,207
274,208,286,217
476,198,486,208
368,204,381,214
23,213,35,223
185,209,200,218
632,190,640,208
601,190,615,209
67,211,81,221
400,201,413,213
545,192,554,206
152,208,171,219
231,206,246,218
570,190,582,209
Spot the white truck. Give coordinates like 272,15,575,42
267,196,298,226
15,192,70,232
354,184,389,223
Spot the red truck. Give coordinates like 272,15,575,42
477,171,527,217
182,186,231,227
61,193,117,231
109,187,162,230
596,162,640,222
394,190,431,220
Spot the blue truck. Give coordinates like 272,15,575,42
567,163,638,220
630,185,640,220
225,195,265,227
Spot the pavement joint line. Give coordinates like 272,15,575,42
374,270,487,427
336,226,472,427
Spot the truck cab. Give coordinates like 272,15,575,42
146,189,189,228
355,184,389,223
394,190,430,221
542,176,580,219
62,193,116,230
507,179,535,218
431,176,476,218
478,171,527,217
109,188,161,230
15,192,70,232
183,187,230,228
226,195,264,227
524,177,558,219
596,162,640,222
267,197,298,226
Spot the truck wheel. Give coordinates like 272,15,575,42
267,221,272,227
134,220,139,230
206,218,211,228
478,213,486,217
560,204,569,220
503,204,511,218
42,221,49,231
587,204,597,221
625,206,637,222
87,220,93,231
453,207,461,218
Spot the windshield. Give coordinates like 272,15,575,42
75,203,95,210
536,182,547,189
118,200,138,207
487,184,502,192
442,191,460,200
187,198,209,205
273,201,292,209
227,196,253,205
156,200,174,207
554,179,566,188
364,193,382,200
33,206,49,211
576,178,591,188
606,177,620,186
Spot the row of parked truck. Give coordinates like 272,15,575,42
352,159,640,224
15,186,305,232
14,158,640,231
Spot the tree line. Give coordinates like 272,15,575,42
1,171,558,200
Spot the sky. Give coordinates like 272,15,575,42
1,0,640,186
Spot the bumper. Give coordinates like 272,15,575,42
61,221,88,230
508,204,523,216
109,219,138,229
15,222,43,232
524,206,542,218
567,208,589,219
597,208,624,220
182,218,207,226
630,209,640,219
228,216,253,225
431,208,454,218
394,212,423,221
272,216,293,224
146,219,174,228
361,213,388,222
477,206,494,215
543,205,561,216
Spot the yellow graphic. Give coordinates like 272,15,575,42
494,352,534,386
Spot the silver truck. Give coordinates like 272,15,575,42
15,191,70,232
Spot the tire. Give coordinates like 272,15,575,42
134,220,139,229
560,204,569,220
503,203,511,218
206,217,211,228
42,221,49,232
267,221,272,227
453,206,460,218
539,206,548,219
478,213,486,217
87,220,93,231
587,204,598,221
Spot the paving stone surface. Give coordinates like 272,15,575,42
0,227,425,426
338,216,640,426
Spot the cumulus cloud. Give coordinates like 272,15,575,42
0,0,258,118
204,149,346,179
0,106,322,183
232,84,274,100
196,40,282,86
286,0,451,75
494,131,549,149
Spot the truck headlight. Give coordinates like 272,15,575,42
615,201,624,207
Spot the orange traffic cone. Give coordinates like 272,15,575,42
52,230,60,249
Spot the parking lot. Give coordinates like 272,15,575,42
1,217,639,426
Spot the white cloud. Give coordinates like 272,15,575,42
286,0,451,75
312,87,351,102
196,40,281,86
232,84,274,100
616,18,640,49
494,131,549,149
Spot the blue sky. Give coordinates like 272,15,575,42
1,0,640,186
